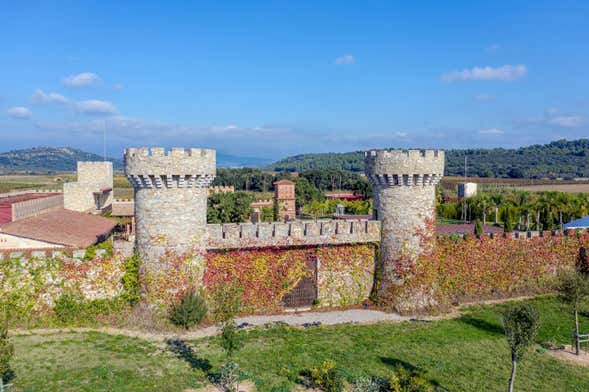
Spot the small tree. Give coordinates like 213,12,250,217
213,285,244,392
272,199,280,222
502,304,540,392
556,269,589,355
503,208,514,233
0,307,14,392
474,219,484,235
169,290,208,329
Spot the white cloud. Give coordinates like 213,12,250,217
442,64,527,82
394,131,408,137
335,54,356,65
31,89,68,104
113,83,124,91
479,128,504,135
520,109,586,128
474,93,496,102
63,72,101,87
548,115,585,127
486,44,500,54
74,100,117,115
6,106,32,119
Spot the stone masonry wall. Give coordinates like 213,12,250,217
125,147,216,300
63,161,113,212
366,149,445,311
207,219,380,249
11,194,63,221
0,247,124,313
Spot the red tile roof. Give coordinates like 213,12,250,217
325,193,363,200
0,193,61,225
273,179,295,185
0,208,116,248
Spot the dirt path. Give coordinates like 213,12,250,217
8,295,539,342
10,308,409,342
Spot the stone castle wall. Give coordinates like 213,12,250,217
0,247,124,312
126,146,447,311
207,219,380,249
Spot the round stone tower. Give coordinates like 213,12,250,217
125,147,216,299
365,149,444,310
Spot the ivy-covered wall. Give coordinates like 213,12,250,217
387,230,589,312
204,244,377,312
0,253,124,319
6,232,588,318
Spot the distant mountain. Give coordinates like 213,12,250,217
0,147,271,174
216,153,273,168
0,147,123,173
266,139,589,179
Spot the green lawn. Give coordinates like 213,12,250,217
8,296,589,391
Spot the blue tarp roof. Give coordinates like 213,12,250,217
564,215,589,229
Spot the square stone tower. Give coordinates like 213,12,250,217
63,161,113,212
273,179,296,221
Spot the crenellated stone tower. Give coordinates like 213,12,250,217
125,147,216,299
365,149,444,310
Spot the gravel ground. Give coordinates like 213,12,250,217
236,308,408,327
10,309,409,341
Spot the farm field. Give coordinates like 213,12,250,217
517,184,589,193
7,296,589,391
0,173,135,198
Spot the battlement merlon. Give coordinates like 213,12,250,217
365,149,445,186
124,147,216,188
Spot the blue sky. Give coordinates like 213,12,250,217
1,1,589,160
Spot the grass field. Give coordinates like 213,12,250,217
7,296,589,391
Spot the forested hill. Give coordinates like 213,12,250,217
267,139,589,179
0,147,124,173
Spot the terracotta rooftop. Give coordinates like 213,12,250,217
437,223,504,235
0,208,116,248
0,193,62,225
273,179,295,185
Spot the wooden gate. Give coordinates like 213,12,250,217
282,254,317,308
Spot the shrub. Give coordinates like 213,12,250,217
220,321,242,357
352,376,384,392
53,292,126,326
54,292,85,324
83,239,113,261
0,307,14,390
388,366,433,392
309,360,343,392
169,290,208,329
474,219,483,235
218,360,240,392
121,254,142,305
211,284,243,324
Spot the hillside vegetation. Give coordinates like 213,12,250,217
0,147,123,173
268,139,589,179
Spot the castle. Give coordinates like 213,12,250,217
124,147,445,310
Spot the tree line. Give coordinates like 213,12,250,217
438,190,589,231
266,139,589,179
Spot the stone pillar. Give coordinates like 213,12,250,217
365,149,444,311
124,147,216,302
